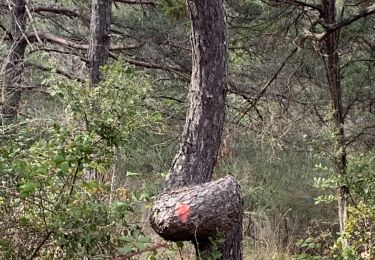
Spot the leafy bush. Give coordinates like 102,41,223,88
332,203,375,259
306,152,375,259
0,63,162,259
332,152,375,259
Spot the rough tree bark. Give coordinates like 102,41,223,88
151,176,242,241
1,0,27,123
164,0,228,190
87,0,112,86
321,0,348,235
150,0,243,259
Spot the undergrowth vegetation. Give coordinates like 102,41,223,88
1,0,375,258
0,64,168,259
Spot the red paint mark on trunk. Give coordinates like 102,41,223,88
175,203,190,223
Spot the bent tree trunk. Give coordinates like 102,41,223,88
88,0,112,86
150,0,243,259
322,0,348,235
1,0,27,123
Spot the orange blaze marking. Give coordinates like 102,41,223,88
175,203,190,223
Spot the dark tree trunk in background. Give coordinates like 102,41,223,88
322,0,348,235
150,0,243,259
1,0,27,123
84,0,112,182
88,0,112,86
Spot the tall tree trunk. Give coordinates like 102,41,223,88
164,0,227,190
88,0,112,86
322,0,348,235
1,0,27,123
150,0,243,259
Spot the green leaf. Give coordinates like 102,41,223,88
138,235,151,243
118,245,133,254
19,217,30,226
60,161,70,172
81,180,99,193
35,165,48,175
118,236,134,243
296,239,304,246
134,242,147,250
54,154,65,166
66,155,77,163
19,182,38,197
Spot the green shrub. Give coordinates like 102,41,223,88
0,63,162,259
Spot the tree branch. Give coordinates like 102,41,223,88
30,6,81,18
0,22,12,39
28,47,88,62
234,47,299,124
346,124,375,146
326,4,375,34
273,2,375,42
21,32,141,51
114,0,155,6
25,32,89,49
24,61,85,82
306,4,375,42
123,57,186,73
0,23,6,32
272,0,322,13
28,231,53,260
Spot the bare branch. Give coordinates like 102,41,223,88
326,4,375,34
0,24,6,32
271,0,322,13
272,1,375,42
110,43,144,51
28,231,53,260
30,6,81,18
24,61,85,82
233,47,299,124
19,32,141,51
307,4,375,42
28,47,88,61
114,0,155,6
123,57,186,73
26,32,89,49
346,124,375,146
